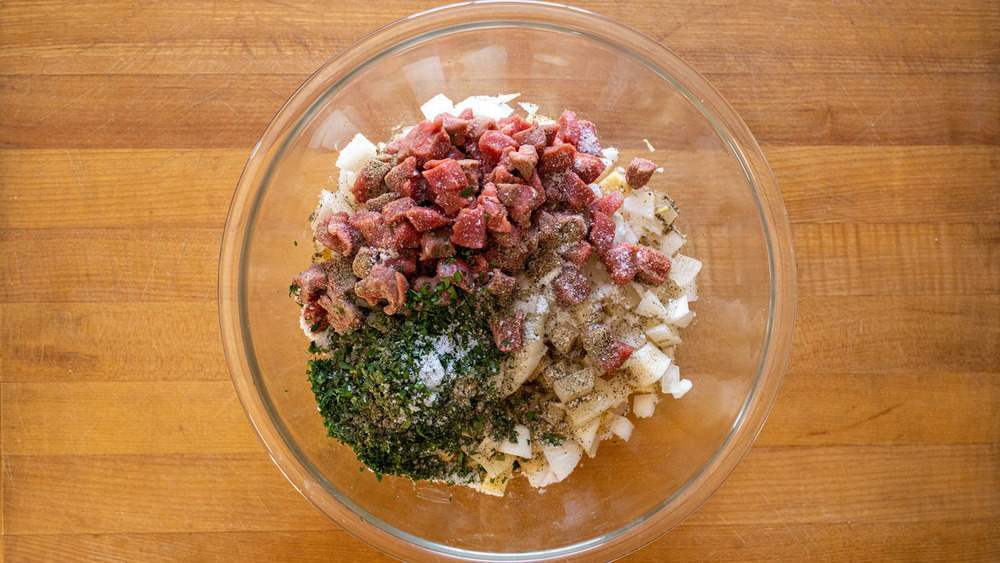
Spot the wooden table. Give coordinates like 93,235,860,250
1,1,997,560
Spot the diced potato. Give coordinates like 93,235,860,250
542,402,567,426
503,295,550,395
608,414,635,441
621,343,672,388
496,425,533,459
585,435,601,458
552,366,596,403
543,441,585,482
636,290,669,320
633,393,659,418
645,323,682,347
669,254,702,287
571,415,601,452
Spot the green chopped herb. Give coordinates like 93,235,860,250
459,186,475,197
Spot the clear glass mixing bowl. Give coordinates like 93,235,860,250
219,2,796,560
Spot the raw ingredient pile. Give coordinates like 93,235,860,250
290,94,701,495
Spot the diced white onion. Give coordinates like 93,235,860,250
669,254,702,287
334,133,377,175
420,93,456,120
543,442,584,482
496,425,533,459
633,393,658,418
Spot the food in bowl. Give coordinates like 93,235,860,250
289,93,702,496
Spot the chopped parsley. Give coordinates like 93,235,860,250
307,286,515,481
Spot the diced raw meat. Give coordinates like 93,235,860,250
489,310,524,353
634,244,672,285
354,263,409,315
477,183,512,233
348,209,389,246
625,157,657,188
486,269,517,299
436,258,473,290
589,192,624,216
478,130,519,167
508,144,538,179
385,219,422,250
386,117,451,165
560,171,597,210
419,228,456,261
317,212,363,257
384,156,420,198
582,324,635,373
291,262,328,304
451,206,488,249
562,241,594,267
317,291,363,334
423,159,474,215
538,143,575,173
553,265,591,306
381,197,416,224
498,114,532,136
350,158,392,203
513,123,547,151
491,223,522,248
572,152,607,184
600,243,638,285
588,211,616,253
405,205,452,232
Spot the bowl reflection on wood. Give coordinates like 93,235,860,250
219,1,795,561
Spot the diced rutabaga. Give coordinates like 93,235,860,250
543,441,585,482
665,295,695,328
636,290,669,320
552,367,596,403
453,93,519,120
622,189,656,220
658,230,686,257
476,469,512,496
633,393,659,418
335,133,377,175
496,424,533,459
669,254,702,287
661,364,692,398
621,343,672,388
597,169,627,194
645,323,682,347
420,93,456,120
607,414,635,441
470,451,516,478
571,415,601,452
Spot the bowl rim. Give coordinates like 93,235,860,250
219,1,796,560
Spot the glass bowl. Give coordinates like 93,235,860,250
219,1,796,560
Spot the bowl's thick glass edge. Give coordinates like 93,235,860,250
219,1,797,561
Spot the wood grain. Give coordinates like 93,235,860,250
2,73,997,149
1,0,997,561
